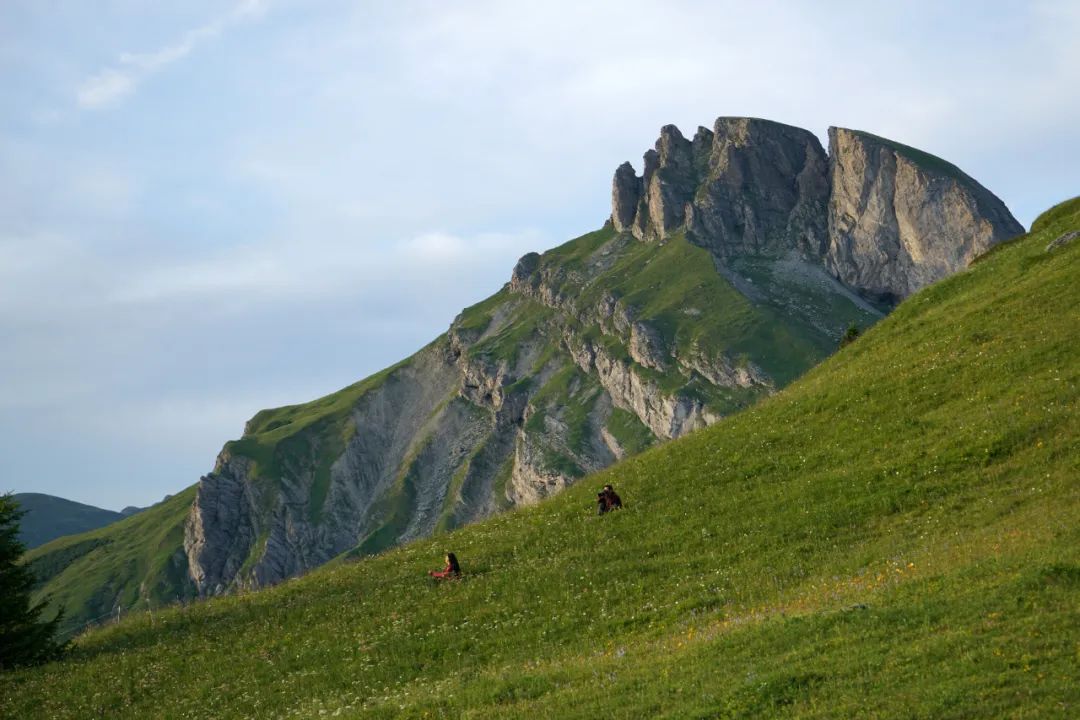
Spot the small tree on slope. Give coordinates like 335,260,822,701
0,493,65,670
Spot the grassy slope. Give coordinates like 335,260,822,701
22,488,197,638
4,198,1076,718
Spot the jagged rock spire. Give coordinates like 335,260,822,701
611,162,641,233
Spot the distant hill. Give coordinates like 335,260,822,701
12,493,124,549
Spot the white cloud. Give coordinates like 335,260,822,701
76,69,137,109
76,0,267,109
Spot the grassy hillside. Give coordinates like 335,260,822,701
6,198,1076,719
22,489,196,638
12,493,124,549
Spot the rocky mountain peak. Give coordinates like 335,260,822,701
610,116,1023,304
655,124,689,160
511,251,542,287
692,125,714,144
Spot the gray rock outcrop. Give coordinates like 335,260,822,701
186,342,463,593
1046,230,1079,252
688,118,831,258
611,162,642,233
612,118,1023,304
614,118,830,255
825,127,1025,303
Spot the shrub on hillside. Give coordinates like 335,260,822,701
840,322,861,347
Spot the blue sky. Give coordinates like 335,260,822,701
2,1,1078,510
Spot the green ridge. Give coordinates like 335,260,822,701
5,199,1076,719
536,228,877,387
21,488,197,638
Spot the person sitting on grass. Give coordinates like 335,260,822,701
603,484,623,510
428,552,462,580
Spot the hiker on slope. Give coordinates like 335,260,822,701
603,484,622,510
428,552,462,580
596,484,622,514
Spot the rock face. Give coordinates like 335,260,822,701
688,118,831,258
825,128,1025,303
184,454,260,594
1046,230,1080,252
619,118,830,255
611,162,642,233
179,115,1023,597
637,125,699,240
186,343,464,593
613,118,1023,304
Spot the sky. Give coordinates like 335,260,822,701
1,1,1078,511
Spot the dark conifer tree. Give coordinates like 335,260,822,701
0,494,66,670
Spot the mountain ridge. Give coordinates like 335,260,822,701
25,116,1024,633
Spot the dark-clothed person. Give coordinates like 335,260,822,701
603,484,623,510
597,492,609,515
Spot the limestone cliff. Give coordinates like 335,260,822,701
185,343,463,594
825,128,1025,303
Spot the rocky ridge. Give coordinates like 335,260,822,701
614,118,1023,304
